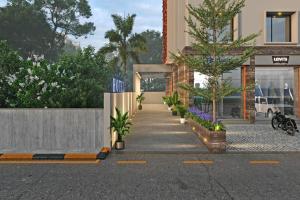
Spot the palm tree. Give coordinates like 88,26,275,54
100,14,147,75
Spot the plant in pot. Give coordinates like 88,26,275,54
165,96,173,111
171,91,181,116
177,105,187,124
136,93,145,110
111,108,132,150
162,96,167,105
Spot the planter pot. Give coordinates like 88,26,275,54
168,107,172,111
188,119,226,153
180,118,186,124
172,111,178,116
115,141,125,150
138,105,142,110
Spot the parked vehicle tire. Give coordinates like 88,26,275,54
267,109,273,118
286,120,296,136
271,117,280,130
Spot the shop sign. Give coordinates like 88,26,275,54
272,56,289,64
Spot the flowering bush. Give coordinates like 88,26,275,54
188,106,225,131
0,41,112,108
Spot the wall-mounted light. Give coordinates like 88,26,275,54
277,12,282,16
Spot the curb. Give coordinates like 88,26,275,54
0,147,111,161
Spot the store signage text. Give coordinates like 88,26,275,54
272,56,289,64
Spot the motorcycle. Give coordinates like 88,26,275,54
271,111,299,136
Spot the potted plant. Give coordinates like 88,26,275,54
111,108,132,150
136,93,145,110
165,96,173,111
177,105,187,124
171,91,181,116
162,96,167,105
172,106,178,116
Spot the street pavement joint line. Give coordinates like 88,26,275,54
0,160,101,164
183,160,214,165
249,160,280,165
117,160,147,164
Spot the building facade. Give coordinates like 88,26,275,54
163,0,300,123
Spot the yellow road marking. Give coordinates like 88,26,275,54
0,160,100,164
183,160,214,165
250,160,280,165
117,160,147,164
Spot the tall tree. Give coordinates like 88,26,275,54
172,0,258,122
100,14,147,75
34,0,96,59
0,1,54,59
139,30,162,64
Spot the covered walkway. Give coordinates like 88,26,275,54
123,104,208,153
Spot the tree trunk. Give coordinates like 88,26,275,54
212,84,217,123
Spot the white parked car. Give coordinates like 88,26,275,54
255,97,281,118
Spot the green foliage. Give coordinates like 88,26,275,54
0,42,112,108
1,0,95,61
164,96,173,107
141,77,166,92
136,93,145,105
110,108,132,142
35,0,95,46
0,1,55,59
139,30,162,64
100,14,147,77
188,112,225,132
172,0,258,122
171,91,181,107
177,105,187,118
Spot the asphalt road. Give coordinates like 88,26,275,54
1,153,300,200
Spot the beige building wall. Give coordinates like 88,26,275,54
166,0,300,63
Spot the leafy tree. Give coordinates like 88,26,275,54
100,14,147,76
0,1,55,59
172,0,258,122
139,30,162,64
1,0,95,60
57,47,113,108
34,0,95,52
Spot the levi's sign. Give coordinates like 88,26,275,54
272,56,289,64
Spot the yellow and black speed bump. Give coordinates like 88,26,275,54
32,154,65,160
97,147,111,160
0,147,111,162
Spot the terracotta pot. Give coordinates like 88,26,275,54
138,105,142,110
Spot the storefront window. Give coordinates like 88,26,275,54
255,67,294,119
193,68,242,118
266,12,292,42
221,68,241,118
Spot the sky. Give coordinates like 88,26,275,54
0,0,162,50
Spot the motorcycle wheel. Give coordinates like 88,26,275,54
286,120,296,136
271,117,280,130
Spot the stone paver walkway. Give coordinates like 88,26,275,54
226,124,300,152
123,104,207,153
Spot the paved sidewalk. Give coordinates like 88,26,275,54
226,124,300,152
122,104,207,153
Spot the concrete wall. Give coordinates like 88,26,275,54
143,92,165,104
0,109,104,153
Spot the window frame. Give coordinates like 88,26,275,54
265,12,294,43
